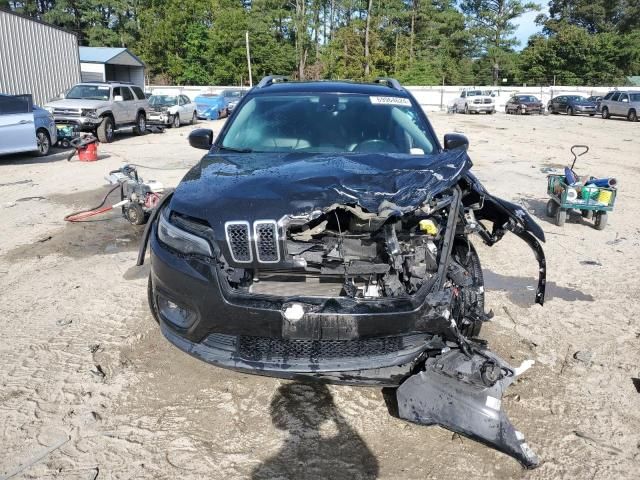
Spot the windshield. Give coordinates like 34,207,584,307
517,96,538,102
66,85,110,101
567,96,586,102
220,93,435,154
467,91,482,97
149,95,178,106
222,90,244,99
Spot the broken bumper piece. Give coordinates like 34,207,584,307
397,349,539,468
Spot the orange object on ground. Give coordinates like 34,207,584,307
77,141,99,161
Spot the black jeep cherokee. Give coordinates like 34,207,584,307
138,77,546,468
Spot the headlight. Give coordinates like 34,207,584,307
81,109,98,118
158,211,213,257
44,106,54,113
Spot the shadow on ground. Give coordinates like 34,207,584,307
484,269,594,307
251,382,379,480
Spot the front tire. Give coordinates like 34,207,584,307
97,116,115,143
602,107,610,119
555,208,567,227
190,111,197,125
451,241,485,338
35,129,51,156
568,107,575,116
628,109,637,122
134,112,147,135
172,114,181,128
594,212,608,230
546,199,558,218
464,104,469,114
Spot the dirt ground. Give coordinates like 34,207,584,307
0,112,638,480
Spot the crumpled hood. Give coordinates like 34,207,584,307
44,98,109,110
170,150,471,228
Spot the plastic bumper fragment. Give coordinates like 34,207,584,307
396,349,539,468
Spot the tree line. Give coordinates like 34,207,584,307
3,0,640,86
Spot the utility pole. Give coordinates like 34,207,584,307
246,31,253,87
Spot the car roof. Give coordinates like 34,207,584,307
249,80,410,97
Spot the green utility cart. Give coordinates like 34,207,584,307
545,145,617,230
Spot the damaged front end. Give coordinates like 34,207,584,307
144,149,546,467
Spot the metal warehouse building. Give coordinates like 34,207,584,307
79,47,145,88
0,9,81,105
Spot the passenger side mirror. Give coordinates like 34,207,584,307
189,128,214,150
443,133,469,151
114,95,123,102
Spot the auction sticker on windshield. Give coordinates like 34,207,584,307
370,96,411,106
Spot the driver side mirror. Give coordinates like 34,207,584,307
443,133,469,151
189,128,213,150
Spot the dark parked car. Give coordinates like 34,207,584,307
587,95,603,113
505,94,544,115
138,77,546,468
547,95,597,116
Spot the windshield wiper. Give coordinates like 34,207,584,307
218,146,253,153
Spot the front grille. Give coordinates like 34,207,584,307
237,335,404,361
254,221,279,262
473,99,481,104
225,221,252,262
54,108,80,117
483,98,492,104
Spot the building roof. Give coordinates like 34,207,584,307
0,7,77,36
627,76,640,87
79,47,144,67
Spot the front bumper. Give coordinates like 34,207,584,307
149,227,454,385
53,115,102,130
468,104,495,113
147,113,172,125
574,106,597,114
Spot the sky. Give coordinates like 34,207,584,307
513,0,549,50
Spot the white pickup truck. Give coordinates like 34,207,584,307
453,89,496,115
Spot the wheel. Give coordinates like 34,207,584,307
555,208,567,227
125,203,146,225
568,107,574,116
602,107,610,119
147,275,161,324
97,116,115,143
451,241,485,338
594,212,607,230
35,129,51,156
505,106,510,114
516,106,523,115
172,114,181,128
134,112,146,135
628,109,637,122
581,210,593,220
464,104,469,114
546,199,559,218
190,111,197,125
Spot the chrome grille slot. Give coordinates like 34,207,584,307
254,220,280,263
225,221,252,262
54,108,80,117
483,98,492,104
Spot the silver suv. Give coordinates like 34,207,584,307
44,82,149,142
600,90,640,122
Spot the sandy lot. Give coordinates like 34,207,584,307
0,112,638,480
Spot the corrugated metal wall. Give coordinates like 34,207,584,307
0,10,81,105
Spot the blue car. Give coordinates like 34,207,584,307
0,94,57,156
194,93,229,120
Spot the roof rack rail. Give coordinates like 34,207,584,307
256,76,289,88
374,77,403,91
106,80,134,84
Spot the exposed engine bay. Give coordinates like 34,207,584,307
141,148,547,468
